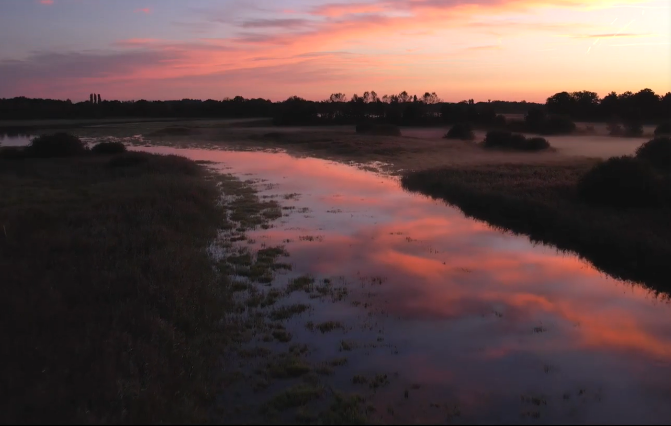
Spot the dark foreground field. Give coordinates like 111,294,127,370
0,153,229,423
402,163,671,294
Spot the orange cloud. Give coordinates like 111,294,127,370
3,0,668,101
570,32,654,38
311,2,388,17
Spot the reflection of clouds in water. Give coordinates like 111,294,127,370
133,146,671,423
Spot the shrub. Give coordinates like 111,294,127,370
506,120,527,132
540,115,576,135
577,156,668,207
525,108,547,133
525,137,551,151
636,137,671,172
444,123,475,140
91,141,127,155
355,123,401,136
25,133,87,158
484,131,517,148
623,122,643,137
483,131,550,151
493,115,507,128
654,122,671,137
607,122,623,136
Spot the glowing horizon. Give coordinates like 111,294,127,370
0,0,669,102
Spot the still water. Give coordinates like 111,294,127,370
134,146,671,424
0,133,34,146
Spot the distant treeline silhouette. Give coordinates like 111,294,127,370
1,88,668,128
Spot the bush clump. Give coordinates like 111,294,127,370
623,122,644,137
444,123,475,140
607,122,623,136
91,141,127,155
355,123,401,136
25,133,87,158
483,131,550,151
577,156,668,208
636,137,671,172
654,122,671,137
541,115,576,135
526,137,551,151
524,109,575,135
609,121,644,137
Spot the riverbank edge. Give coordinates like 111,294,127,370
401,164,671,295
0,153,239,423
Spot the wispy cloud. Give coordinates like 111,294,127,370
39,0,54,5
465,44,503,51
570,32,653,39
114,38,161,47
2,0,668,101
241,19,313,29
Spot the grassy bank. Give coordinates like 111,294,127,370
0,152,230,423
401,163,671,294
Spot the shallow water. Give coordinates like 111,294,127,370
136,146,671,424
0,133,34,146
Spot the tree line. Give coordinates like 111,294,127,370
1,88,668,129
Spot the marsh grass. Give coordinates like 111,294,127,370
0,152,232,423
91,141,127,155
402,163,671,293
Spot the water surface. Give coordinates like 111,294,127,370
0,133,34,146
134,146,671,424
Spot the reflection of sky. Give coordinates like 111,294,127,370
142,146,671,423
0,134,33,146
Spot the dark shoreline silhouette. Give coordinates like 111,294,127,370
2,89,668,129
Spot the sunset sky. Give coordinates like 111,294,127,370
0,0,669,102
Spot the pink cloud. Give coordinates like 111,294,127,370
39,0,54,5
3,0,668,101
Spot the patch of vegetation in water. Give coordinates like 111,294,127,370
245,288,282,309
264,356,312,379
270,303,311,321
217,173,282,230
264,384,325,411
272,329,293,343
287,275,315,293
317,393,370,425
315,321,345,333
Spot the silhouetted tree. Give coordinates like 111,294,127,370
525,108,547,133
546,92,573,116
398,91,412,103
6,88,665,127
329,93,347,103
